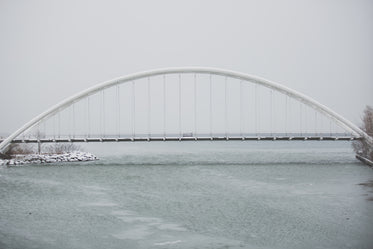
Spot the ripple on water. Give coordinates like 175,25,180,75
81,201,118,207
112,225,152,240
1,141,372,249
154,240,182,246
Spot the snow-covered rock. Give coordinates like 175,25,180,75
0,151,98,166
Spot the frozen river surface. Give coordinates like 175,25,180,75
0,141,373,249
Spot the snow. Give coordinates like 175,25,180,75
0,151,98,166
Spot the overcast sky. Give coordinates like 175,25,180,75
0,0,372,135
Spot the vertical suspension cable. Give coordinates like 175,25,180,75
179,74,182,139
300,102,302,136
69,105,72,139
255,84,258,136
115,85,119,138
37,123,40,139
304,104,307,136
148,77,151,138
270,89,273,136
58,111,61,138
194,74,197,137
209,74,213,138
116,85,120,138
37,123,41,151
288,97,292,137
37,121,41,139
132,81,136,138
163,75,166,138
99,93,102,138
53,114,56,140
102,90,105,138
42,119,46,140
87,96,90,138
285,95,288,136
329,119,332,136
315,111,318,136
22,126,26,140
72,103,75,138
224,76,228,138
240,80,243,137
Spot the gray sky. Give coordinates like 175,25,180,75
0,0,372,135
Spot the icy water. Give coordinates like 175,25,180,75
0,141,373,249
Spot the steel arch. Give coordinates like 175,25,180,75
0,67,369,152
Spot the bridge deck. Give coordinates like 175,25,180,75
0,136,360,144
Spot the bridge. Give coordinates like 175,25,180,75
0,67,369,153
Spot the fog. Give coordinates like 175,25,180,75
0,0,372,135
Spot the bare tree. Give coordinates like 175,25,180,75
43,143,82,154
352,106,373,160
0,144,34,159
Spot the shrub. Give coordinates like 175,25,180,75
0,144,34,159
43,143,83,154
352,106,373,160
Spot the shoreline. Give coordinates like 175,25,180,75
0,151,98,166
356,154,373,167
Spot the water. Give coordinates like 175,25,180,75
0,141,372,249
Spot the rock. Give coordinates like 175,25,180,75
2,151,98,166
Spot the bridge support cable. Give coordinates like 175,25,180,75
179,74,182,139
68,106,72,139
300,102,302,136
21,124,25,141
329,119,331,136
285,95,288,136
148,77,151,139
37,123,41,154
58,112,61,139
288,97,292,136
39,119,46,141
239,81,243,137
99,91,104,138
194,74,197,137
255,84,258,136
72,103,75,138
36,123,40,140
225,76,228,139
304,104,307,136
52,114,55,140
163,75,166,138
87,97,91,138
44,119,47,139
132,81,136,139
315,111,318,136
115,85,121,138
209,74,213,138
104,90,106,138
270,89,273,136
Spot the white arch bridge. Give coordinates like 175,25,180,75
0,67,369,153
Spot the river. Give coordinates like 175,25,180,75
0,141,372,249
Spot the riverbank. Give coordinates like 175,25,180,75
356,154,373,167
0,151,98,166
